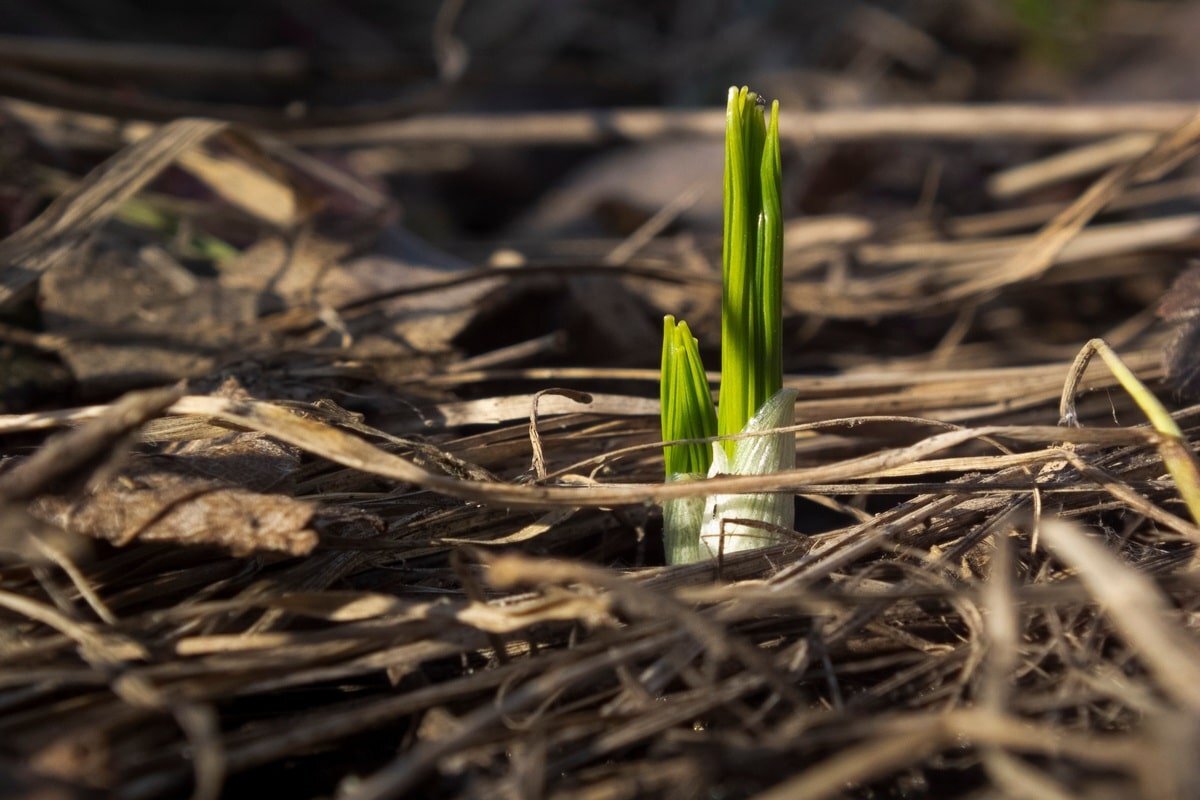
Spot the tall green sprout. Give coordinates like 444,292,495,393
720,87,783,455
660,87,793,565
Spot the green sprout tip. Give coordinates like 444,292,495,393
659,87,790,565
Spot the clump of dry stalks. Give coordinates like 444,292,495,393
1,94,1200,800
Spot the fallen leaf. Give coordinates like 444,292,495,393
30,433,317,556
39,239,256,392
1158,263,1200,398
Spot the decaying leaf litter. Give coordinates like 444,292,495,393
3,18,1200,800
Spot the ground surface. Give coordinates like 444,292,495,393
2,3,1200,798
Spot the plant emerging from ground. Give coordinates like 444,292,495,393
660,87,797,565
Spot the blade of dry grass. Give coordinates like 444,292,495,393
1038,518,1200,712
1060,338,1200,525
285,103,1200,148
0,394,1169,509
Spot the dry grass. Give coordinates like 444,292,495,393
1,62,1200,800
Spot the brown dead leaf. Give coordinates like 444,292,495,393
39,240,256,391
323,226,495,353
1158,263,1200,398
29,433,317,556
231,226,494,355
1157,263,1200,322
217,235,350,311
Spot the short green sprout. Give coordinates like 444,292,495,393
660,315,718,478
660,87,793,565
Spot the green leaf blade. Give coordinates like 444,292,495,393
660,316,717,478
758,100,784,403
719,87,776,453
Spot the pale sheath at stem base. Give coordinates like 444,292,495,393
664,387,797,564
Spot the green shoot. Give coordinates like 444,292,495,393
660,315,717,478
659,86,789,564
117,197,239,262
719,88,783,456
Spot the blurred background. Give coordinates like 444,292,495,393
0,1,1198,408
3,0,1197,239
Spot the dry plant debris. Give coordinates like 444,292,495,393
2,35,1200,800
